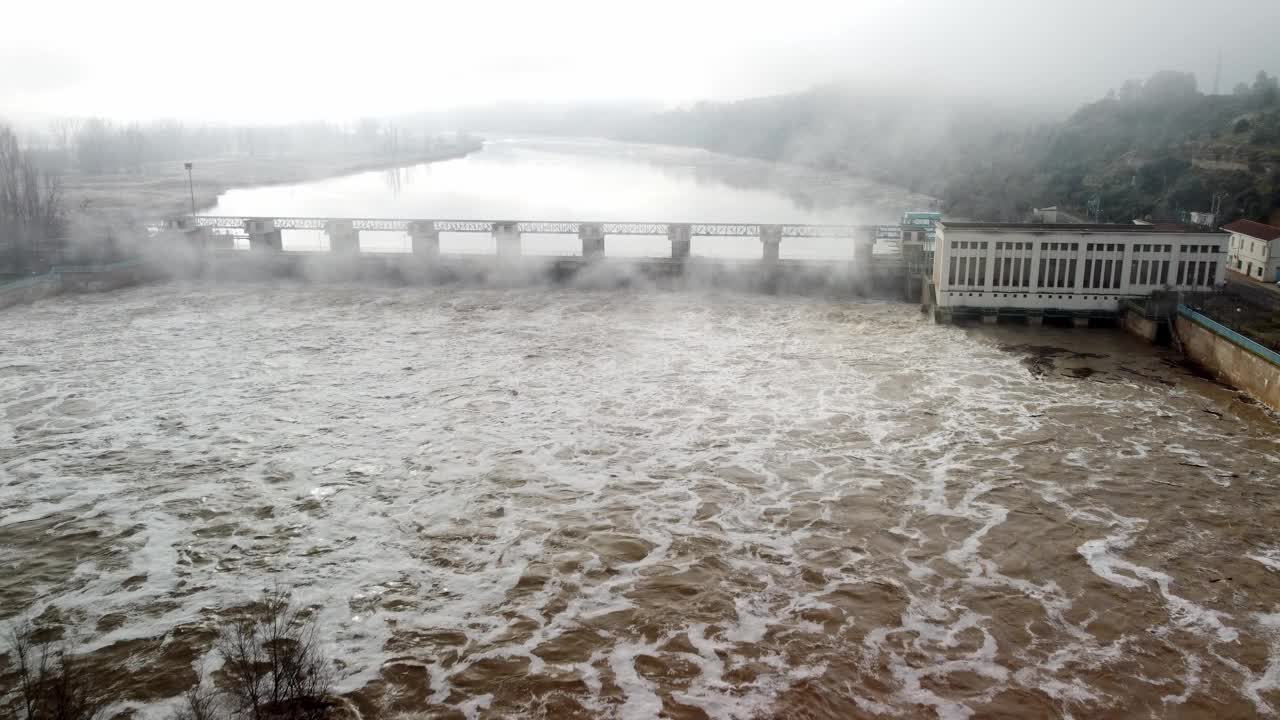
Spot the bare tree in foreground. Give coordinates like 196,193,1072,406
0,124,66,272
177,590,333,720
0,623,106,720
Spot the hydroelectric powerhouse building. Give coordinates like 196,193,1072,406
930,222,1227,325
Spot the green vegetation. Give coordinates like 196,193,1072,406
615,71,1280,224
955,70,1280,224
1195,293,1280,352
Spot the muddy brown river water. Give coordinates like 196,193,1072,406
1,284,1279,719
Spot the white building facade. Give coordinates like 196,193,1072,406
1223,219,1280,283
933,223,1226,319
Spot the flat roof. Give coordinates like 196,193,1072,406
938,221,1224,234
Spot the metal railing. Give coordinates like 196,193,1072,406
177,216,891,240
1178,305,1280,366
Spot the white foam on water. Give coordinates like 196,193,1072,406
1211,613,1280,717
1249,548,1280,573
608,643,665,720
457,693,492,720
1160,649,1202,706
1240,613,1280,716
3,287,1279,718
1079,525,1238,643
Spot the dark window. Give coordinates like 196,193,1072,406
1160,260,1170,284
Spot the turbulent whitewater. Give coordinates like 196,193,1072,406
2,285,1279,719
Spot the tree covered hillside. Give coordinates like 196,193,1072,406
616,71,1280,225
946,70,1280,224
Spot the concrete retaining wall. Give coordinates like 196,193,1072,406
1175,306,1280,412
60,265,147,293
0,261,146,311
1122,309,1160,343
0,275,64,310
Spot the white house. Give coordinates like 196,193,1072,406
1223,219,1280,283
933,222,1227,322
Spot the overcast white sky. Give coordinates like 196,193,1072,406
4,0,1278,123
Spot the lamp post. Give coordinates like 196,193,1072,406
184,162,196,218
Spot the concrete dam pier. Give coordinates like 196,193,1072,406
158,216,912,296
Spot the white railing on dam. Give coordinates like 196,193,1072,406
178,216,887,239
153,216,903,263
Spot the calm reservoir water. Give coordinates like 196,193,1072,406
206,138,933,258
2,141,1280,719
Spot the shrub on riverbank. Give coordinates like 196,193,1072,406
0,623,107,720
2,592,335,720
177,590,334,720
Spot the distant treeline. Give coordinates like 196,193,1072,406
612,70,1280,224
21,118,472,176
0,125,64,272
1,118,479,272
434,71,1280,225
940,70,1280,224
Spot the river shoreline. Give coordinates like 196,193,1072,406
60,140,483,219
